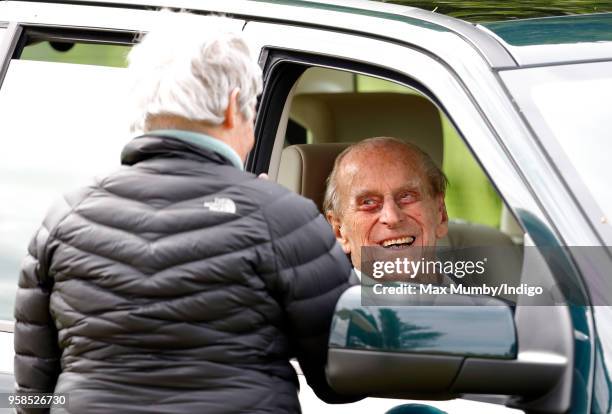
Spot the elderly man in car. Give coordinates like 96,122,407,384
323,136,449,282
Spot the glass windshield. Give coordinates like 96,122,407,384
501,61,612,241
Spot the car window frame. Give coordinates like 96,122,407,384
250,47,531,235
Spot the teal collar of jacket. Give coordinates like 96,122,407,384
145,129,244,170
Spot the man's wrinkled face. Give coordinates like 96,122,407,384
328,145,448,270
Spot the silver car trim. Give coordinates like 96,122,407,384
0,22,21,90
407,8,518,68
0,321,14,333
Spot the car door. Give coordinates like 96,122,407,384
244,13,592,413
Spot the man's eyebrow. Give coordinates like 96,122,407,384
352,184,421,199
396,184,421,194
352,189,380,200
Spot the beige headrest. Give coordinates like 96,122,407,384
290,92,443,167
278,143,350,212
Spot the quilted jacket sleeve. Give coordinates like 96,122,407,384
262,191,360,403
14,223,61,400
13,194,77,406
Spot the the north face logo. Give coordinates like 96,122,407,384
203,197,237,214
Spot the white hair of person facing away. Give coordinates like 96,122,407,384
127,11,263,134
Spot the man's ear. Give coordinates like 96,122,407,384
223,88,241,129
435,194,449,239
326,211,351,255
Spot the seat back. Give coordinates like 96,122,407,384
278,143,350,213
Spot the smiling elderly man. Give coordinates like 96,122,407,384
324,137,449,274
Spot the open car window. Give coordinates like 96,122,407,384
272,66,520,238
263,64,529,308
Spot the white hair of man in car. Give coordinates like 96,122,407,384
324,137,449,281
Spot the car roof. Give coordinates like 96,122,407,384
4,0,612,68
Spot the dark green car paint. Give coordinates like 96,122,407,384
518,210,593,413
484,13,612,46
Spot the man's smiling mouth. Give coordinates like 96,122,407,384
380,236,416,249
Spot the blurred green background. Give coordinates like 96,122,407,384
375,0,612,22
21,41,130,67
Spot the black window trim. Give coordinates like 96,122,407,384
11,25,138,60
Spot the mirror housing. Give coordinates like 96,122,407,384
326,286,567,402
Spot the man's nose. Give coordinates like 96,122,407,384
379,200,404,227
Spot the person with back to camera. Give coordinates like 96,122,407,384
13,11,354,413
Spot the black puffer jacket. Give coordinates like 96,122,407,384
14,135,353,413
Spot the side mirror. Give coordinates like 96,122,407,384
327,286,568,402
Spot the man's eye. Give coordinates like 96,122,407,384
359,198,379,210
399,193,416,203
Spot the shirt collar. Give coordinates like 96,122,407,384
146,129,244,170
